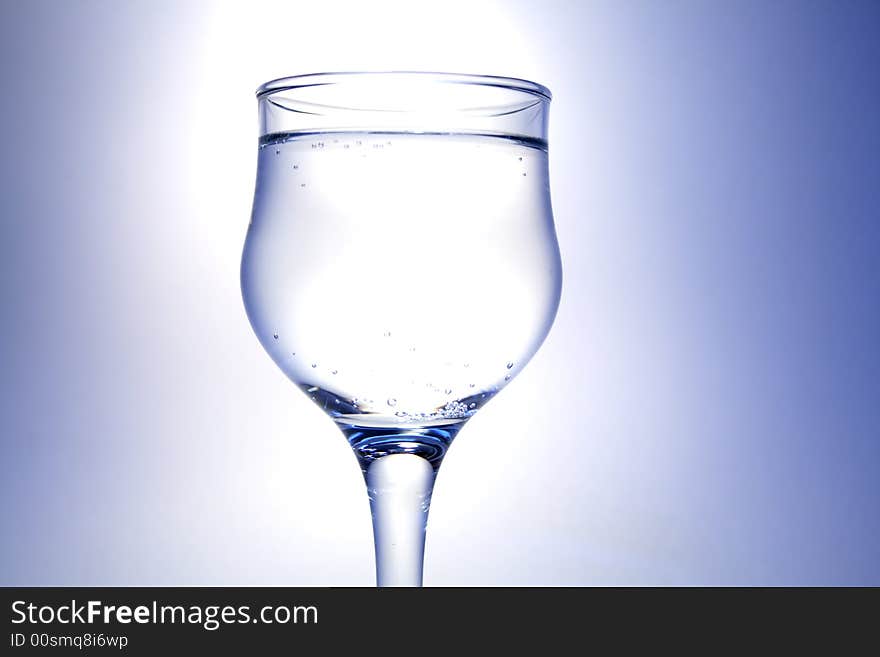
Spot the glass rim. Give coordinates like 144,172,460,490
255,71,552,102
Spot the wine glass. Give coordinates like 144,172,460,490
241,72,561,586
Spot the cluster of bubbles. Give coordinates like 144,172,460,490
384,400,479,422
276,326,517,420
441,400,471,418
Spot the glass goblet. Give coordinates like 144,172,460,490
242,72,561,586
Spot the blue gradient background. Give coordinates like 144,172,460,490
1,0,878,585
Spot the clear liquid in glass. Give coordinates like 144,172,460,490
242,131,561,468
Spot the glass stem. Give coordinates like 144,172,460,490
364,453,438,587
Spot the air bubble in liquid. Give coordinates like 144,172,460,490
387,398,397,407
507,362,514,369
273,333,279,340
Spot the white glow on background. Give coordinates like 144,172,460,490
177,0,563,585
171,0,703,585
3,0,878,586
